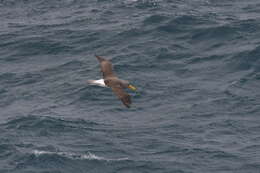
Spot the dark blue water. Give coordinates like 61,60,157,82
1,0,260,172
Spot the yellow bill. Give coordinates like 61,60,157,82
128,84,137,91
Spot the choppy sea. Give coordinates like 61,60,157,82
1,0,260,172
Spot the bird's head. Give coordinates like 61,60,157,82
121,80,137,91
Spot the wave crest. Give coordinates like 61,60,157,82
32,150,128,161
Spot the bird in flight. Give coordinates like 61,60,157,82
88,55,137,108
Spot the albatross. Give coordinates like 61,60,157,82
88,55,137,108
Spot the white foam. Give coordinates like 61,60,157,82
32,150,128,161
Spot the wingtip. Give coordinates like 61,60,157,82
122,95,131,108
125,104,131,108
95,55,105,62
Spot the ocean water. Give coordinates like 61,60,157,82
0,0,260,172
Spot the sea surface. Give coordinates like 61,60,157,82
0,0,260,172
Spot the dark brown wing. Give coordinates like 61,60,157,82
111,86,131,108
95,55,116,79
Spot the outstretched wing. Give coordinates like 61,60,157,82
95,55,115,79
111,86,131,108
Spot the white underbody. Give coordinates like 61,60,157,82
87,79,108,87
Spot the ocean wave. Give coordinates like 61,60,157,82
227,45,260,72
32,150,128,161
143,14,168,25
1,0,260,172
3,115,107,133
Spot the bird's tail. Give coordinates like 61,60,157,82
87,79,107,87
95,55,105,62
